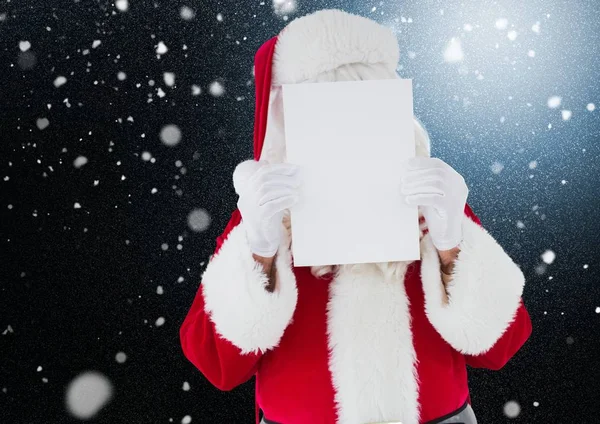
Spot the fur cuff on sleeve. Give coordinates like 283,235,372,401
201,223,298,355
420,215,525,355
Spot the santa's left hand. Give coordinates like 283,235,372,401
400,157,469,251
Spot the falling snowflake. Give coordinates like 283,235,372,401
54,76,67,88
115,0,129,12
183,381,190,391
117,71,127,81
490,161,504,174
587,103,595,112
503,400,521,418
182,416,192,424
495,18,508,30
164,72,175,87
216,13,223,22
155,317,165,327
528,160,538,169
160,125,182,146
561,110,572,121
180,6,195,21
188,208,211,232
532,22,541,33
273,0,297,16
115,352,127,363
156,41,168,55
73,156,88,168
547,96,561,109
528,50,535,57
92,40,101,48
19,41,31,52
191,85,201,96
507,30,518,41
209,81,225,97
65,371,114,420
444,37,463,63
541,249,556,264
36,118,50,130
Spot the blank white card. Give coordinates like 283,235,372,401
282,79,419,267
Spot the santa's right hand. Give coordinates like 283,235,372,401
233,160,301,257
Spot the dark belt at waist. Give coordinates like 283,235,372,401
262,399,469,424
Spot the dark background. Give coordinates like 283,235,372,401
2,0,600,423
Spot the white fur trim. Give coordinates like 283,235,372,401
420,215,525,355
201,222,297,354
327,263,420,424
273,9,400,85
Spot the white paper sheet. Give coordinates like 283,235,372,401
282,79,419,267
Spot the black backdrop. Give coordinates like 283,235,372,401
2,0,600,423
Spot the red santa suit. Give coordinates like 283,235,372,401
180,9,532,424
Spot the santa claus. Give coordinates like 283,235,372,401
180,9,532,424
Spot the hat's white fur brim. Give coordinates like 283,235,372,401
272,9,400,86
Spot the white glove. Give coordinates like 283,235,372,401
400,157,469,251
233,160,301,257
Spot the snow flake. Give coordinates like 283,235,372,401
155,317,165,327
583,264,589,269
495,18,508,30
541,249,555,264
180,6,195,21
36,118,50,130
54,76,67,88
561,110,572,121
595,307,600,314
92,40,101,49
19,41,31,52
160,125,181,146
273,0,297,16
182,416,192,424
65,371,113,420
216,13,223,22
115,0,129,12
183,382,190,391
528,50,535,57
528,160,538,169
164,72,175,87
463,24,473,32
586,103,595,112
117,71,127,81
533,401,539,407
208,81,225,97
490,161,504,174
503,401,521,418
141,151,152,161
532,22,541,33
156,41,168,55
157,286,164,295
507,30,518,41
74,202,82,209
444,38,463,63
115,352,127,363
191,85,201,96
547,96,561,109
188,208,211,232
73,156,88,168
516,221,525,229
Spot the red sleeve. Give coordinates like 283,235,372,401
179,209,262,391
462,203,532,370
464,300,532,370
